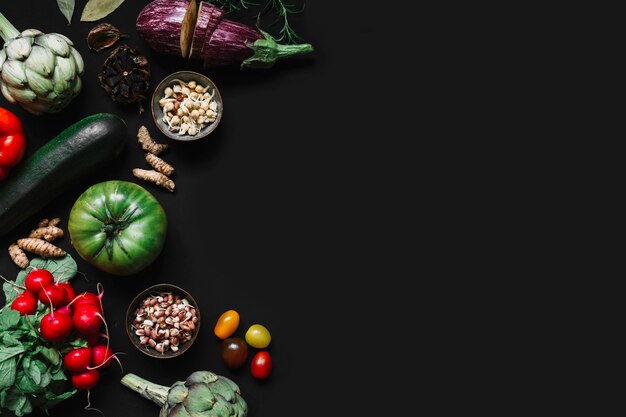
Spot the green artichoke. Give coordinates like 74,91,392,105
0,12,83,115
121,371,248,417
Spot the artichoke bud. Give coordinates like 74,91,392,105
5,37,32,60
1,60,27,87
7,84,36,102
71,47,84,74
20,29,42,38
0,81,16,103
25,45,54,77
35,33,70,58
185,371,219,385
166,382,188,407
52,66,70,96
55,56,76,82
72,76,81,94
25,67,53,96
183,384,216,412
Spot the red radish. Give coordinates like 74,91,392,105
63,347,92,372
136,0,313,69
38,284,68,307
11,294,37,315
80,332,105,346
58,282,76,302
71,369,100,390
25,269,54,294
71,292,102,311
55,305,73,316
91,345,114,369
40,312,73,342
73,304,103,334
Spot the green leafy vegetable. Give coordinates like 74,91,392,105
1,254,79,416
81,0,126,21
56,0,75,24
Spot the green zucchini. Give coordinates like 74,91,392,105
0,113,127,236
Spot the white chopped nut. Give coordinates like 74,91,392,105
173,85,182,93
181,87,190,96
190,109,199,119
170,115,180,126
187,80,196,89
180,123,190,134
164,87,173,97
209,101,217,111
164,102,174,112
188,126,197,135
195,85,204,93
177,108,183,117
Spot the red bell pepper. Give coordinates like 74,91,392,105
0,107,26,181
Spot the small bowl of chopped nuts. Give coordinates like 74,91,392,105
151,70,223,141
126,283,201,359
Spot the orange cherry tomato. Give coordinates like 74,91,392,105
214,309,240,339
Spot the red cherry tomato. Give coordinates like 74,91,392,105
250,351,272,379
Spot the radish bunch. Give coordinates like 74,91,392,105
10,267,117,391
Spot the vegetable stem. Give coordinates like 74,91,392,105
243,30,313,68
0,12,20,41
121,373,170,407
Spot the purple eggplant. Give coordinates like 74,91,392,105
136,0,313,69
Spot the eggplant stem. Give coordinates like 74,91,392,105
243,30,313,69
0,12,20,42
121,374,169,407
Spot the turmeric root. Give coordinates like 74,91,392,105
8,244,29,269
145,153,175,176
49,218,61,227
138,126,168,155
17,238,65,258
133,169,175,192
29,225,64,242
38,218,49,228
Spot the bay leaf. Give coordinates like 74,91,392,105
81,0,126,22
56,0,75,24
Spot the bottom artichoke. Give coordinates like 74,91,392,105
121,371,248,417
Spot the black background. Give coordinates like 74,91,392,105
1,1,403,416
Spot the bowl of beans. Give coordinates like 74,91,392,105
126,284,200,358
151,71,223,141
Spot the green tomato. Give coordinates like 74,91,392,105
68,180,167,276
245,324,271,348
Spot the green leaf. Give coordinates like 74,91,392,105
80,0,125,21
1,333,21,347
66,338,88,349
27,361,41,385
2,281,19,307
0,308,20,330
0,346,25,363
42,388,77,409
17,397,32,416
0,358,17,390
3,390,26,412
39,347,61,367
16,373,40,394
16,254,78,286
56,0,75,24
50,368,67,381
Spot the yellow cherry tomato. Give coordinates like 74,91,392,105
214,310,240,339
245,324,271,348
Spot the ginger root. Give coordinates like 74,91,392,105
8,244,29,269
17,238,65,258
133,169,175,192
29,225,64,242
145,153,175,176
138,126,168,155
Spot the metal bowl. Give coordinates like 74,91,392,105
151,70,223,141
126,283,201,359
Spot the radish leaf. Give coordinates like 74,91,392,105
81,0,126,22
56,0,75,24
15,254,77,287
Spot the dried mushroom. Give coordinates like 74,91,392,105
87,23,127,52
98,45,151,104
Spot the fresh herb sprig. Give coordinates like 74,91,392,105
211,0,305,44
